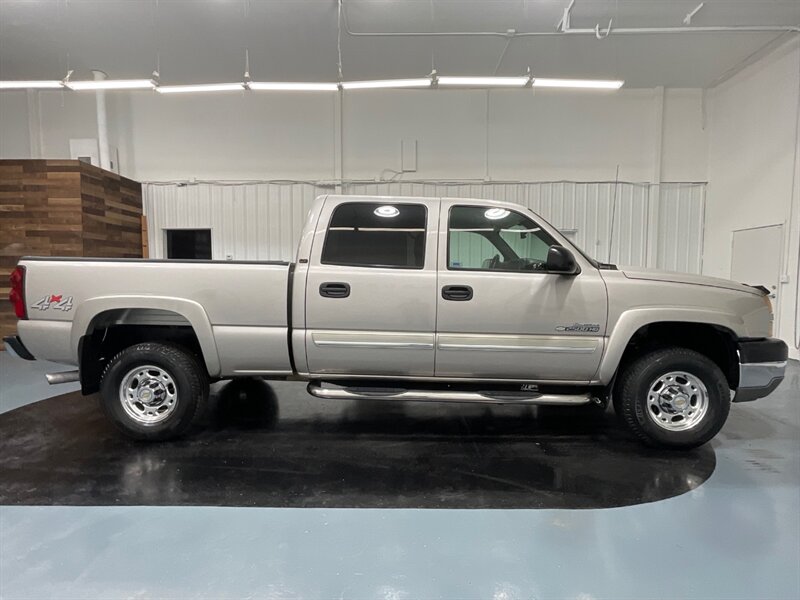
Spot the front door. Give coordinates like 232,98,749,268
435,201,608,382
304,197,439,377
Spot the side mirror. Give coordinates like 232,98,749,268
546,245,579,275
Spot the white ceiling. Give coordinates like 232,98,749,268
0,0,798,88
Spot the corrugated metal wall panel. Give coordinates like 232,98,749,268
143,182,326,261
143,181,705,273
657,183,706,274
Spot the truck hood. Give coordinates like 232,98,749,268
621,267,764,296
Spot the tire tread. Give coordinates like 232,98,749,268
100,342,209,440
615,347,730,449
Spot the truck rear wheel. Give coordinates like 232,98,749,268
99,342,209,441
614,347,730,449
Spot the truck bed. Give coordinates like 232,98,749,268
17,257,293,377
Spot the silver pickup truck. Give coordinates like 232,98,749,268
5,195,788,448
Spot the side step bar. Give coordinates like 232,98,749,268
307,382,592,405
45,370,80,385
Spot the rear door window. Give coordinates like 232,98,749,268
321,202,427,269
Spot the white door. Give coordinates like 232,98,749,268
731,225,783,303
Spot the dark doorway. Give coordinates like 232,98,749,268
166,229,212,260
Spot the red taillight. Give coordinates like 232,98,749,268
9,266,26,320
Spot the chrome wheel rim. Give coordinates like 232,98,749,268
646,371,709,431
119,365,178,425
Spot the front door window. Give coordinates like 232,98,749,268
448,205,556,272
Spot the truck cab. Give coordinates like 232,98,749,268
293,195,605,383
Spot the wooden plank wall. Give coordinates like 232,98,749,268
80,163,144,258
0,160,143,341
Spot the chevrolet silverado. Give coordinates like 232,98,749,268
4,195,788,448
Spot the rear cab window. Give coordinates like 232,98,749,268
321,202,427,269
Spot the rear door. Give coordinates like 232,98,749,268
304,196,439,376
435,200,608,382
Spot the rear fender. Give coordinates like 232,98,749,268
70,296,221,376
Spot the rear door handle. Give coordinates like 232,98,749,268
319,282,350,298
442,285,473,301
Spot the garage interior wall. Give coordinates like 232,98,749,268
0,40,797,357
704,37,800,360
2,88,705,183
143,181,705,276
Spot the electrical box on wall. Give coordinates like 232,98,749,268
68,139,120,173
401,139,417,172
69,139,99,167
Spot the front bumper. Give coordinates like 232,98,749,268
735,337,788,403
3,335,35,361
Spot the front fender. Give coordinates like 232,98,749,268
71,295,221,377
597,307,745,383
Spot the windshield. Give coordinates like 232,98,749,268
523,209,613,270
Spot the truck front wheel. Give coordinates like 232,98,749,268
614,347,730,449
99,342,209,441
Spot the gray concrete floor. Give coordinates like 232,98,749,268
1,351,798,599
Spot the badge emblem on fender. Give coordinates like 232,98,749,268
555,323,600,333
31,294,74,312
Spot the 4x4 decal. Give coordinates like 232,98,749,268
31,294,74,312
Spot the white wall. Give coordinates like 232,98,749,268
37,91,101,158
705,37,800,359
0,86,707,185
342,88,680,182
127,93,337,181
662,89,708,182
489,89,658,182
0,91,30,157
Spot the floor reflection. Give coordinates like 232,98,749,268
209,378,279,431
0,379,716,509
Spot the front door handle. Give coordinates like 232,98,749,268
320,282,350,298
442,285,473,301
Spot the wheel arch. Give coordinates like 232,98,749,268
599,309,742,389
72,296,221,393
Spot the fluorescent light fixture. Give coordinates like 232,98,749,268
0,80,63,90
342,78,431,90
156,83,245,94
247,81,339,91
532,78,624,89
437,76,530,87
374,205,400,218
66,79,155,91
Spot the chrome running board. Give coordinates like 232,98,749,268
45,370,80,385
307,382,592,405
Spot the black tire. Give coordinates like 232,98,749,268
614,347,730,449
100,342,209,441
